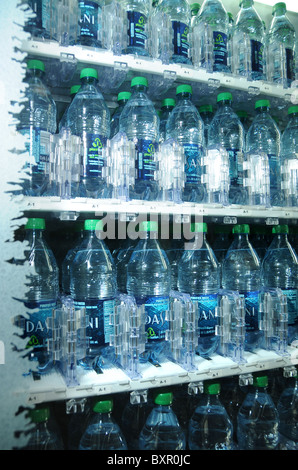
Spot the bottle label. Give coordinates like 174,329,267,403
74,298,115,347
240,291,260,332
79,1,99,39
184,143,203,185
136,296,169,341
20,127,51,174
135,139,157,181
285,48,295,82
127,11,147,49
191,294,218,337
23,300,57,350
213,31,228,67
227,148,244,186
251,39,264,74
84,134,107,178
282,289,298,326
172,21,190,58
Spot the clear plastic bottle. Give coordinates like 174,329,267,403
79,398,127,450
166,84,205,203
66,67,110,199
277,368,298,450
119,76,159,201
153,0,191,64
237,374,280,450
119,0,150,56
24,0,52,39
178,223,220,358
165,238,184,291
208,92,245,205
236,110,251,134
212,224,231,287
280,106,298,207
110,91,131,139
18,60,57,196
246,99,281,207
22,218,59,371
190,3,201,28
58,85,81,133
126,221,171,356
267,2,296,88
22,406,64,450
193,0,230,73
261,225,298,344
222,224,262,352
188,380,234,450
113,238,136,294
199,104,213,148
61,223,85,296
76,0,104,48
139,390,186,450
70,219,117,363
231,0,266,81
121,396,154,449
159,97,175,143
220,376,246,447
250,225,269,261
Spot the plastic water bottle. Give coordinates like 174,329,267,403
166,84,205,203
119,77,159,201
110,91,131,139
222,224,262,351
119,0,150,56
21,218,59,371
139,390,186,450
22,406,64,450
220,376,246,446
121,396,154,449
267,2,296,88
212,225,231,287
190,3,201,28
165,239,184,291
236,110,251,134
113,238,136,294
58,85,80,133
246,99,281,207
70,219,117,363
250,225,269,261
79,398,127,450
18,60,57,196
66,67,110,199
261,225,298,344
188,380,234,450
126,221,171,357
277,368,298,450
77,0,104,48
280,106,298,207
237,374,279,450
153,0,191,64
199,104,213,148
61,223,85,296
208,92,245,205
24,0,52,39
231,0,266,81
193,0,230,73
159,98,175,143
178,223,220,358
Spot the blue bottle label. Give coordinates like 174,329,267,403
282,289,298,326
184,143,203,184
172,21,190,58
74,298,115,347
136,296,169,341
227,148,243,186
251,39,264,73
240,291,260,332
23,300,57,350
127,11,147,49
135,140,157,181
191,294,218,337
213,31,228,67
20,127,51,174
79,1,99,39
84,134,107,178
286,48,295,82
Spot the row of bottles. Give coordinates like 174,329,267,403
17,58,298,207
19,368,298,450
25,0,296,89
15,215,298,375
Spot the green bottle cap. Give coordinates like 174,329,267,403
288,106,298,115
272,224,289,234
29,406,50,423
25,218,45,230
204,381,220,395
70,85,81,95
176,84,192,95
273,2,286,14
154,392,173,405
191,3,201,13
253,375,268,387
233,224,250,234
27,59,45,72
117,91,131,101
191,222,207,233
139,221,158,232
84,219,104,231
255,99,270,109
93,399,113,413
217,92,233,103
131,76,148,88
161,98,176,108
80,68,98,80
199,104,213,113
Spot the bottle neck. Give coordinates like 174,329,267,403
131,84,148,95
27,69,45,82
139,230,158,241
218,100,233,112
273,6,286,18
81,76,98,89
240,0,253,9
257,106,270,115
177,92,192,102
25,229,43,244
